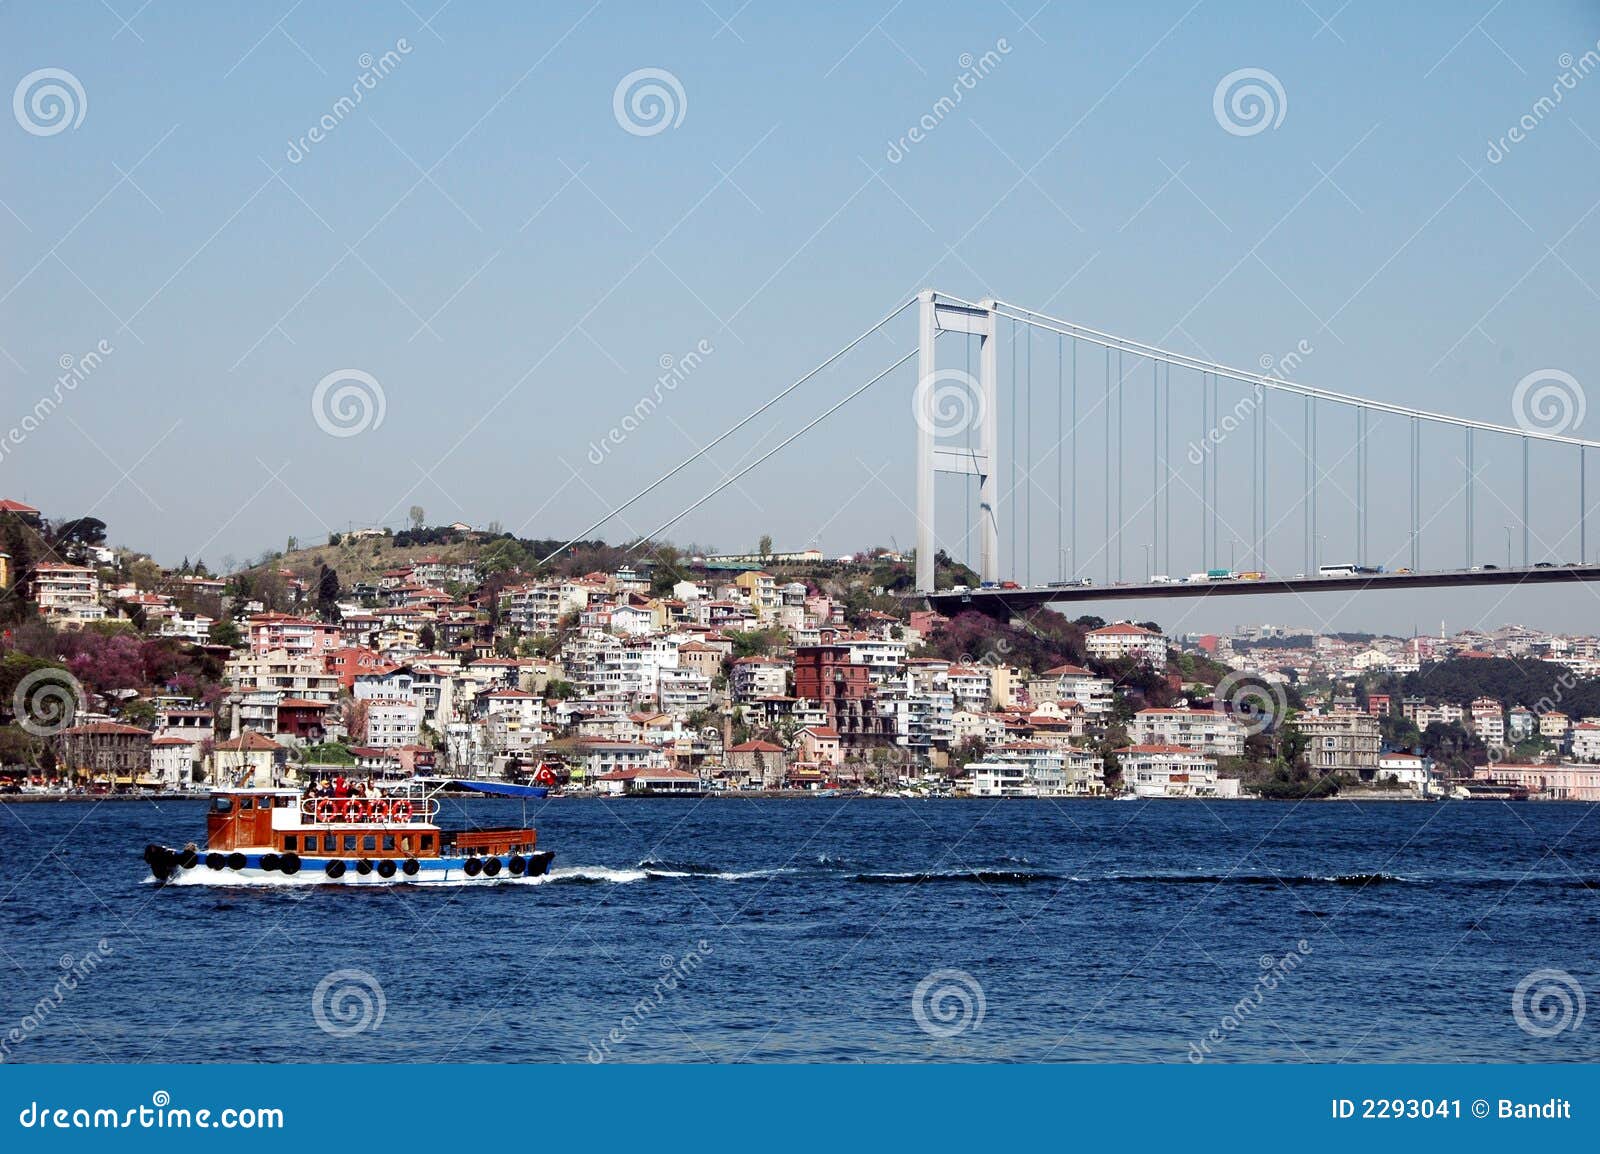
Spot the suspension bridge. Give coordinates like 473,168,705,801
551,289,1600,617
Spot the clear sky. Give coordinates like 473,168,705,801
3,1,1599,637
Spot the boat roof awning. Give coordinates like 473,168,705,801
448,780,547,799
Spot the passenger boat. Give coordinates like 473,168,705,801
142,780,554,885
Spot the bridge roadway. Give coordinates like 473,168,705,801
923,563,1600,616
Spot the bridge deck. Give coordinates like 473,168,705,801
923,564,1600,613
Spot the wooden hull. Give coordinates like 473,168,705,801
144,843,554,885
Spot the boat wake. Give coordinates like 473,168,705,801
852,869,1066,885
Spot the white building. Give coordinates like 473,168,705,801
1117,745,1229,798
1570,723,1600,762
1033,663,1115,716
31,563,105,624
364,699,421,747
1129,708,1246,757
1085,622,1165,665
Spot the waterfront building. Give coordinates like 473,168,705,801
1473,762,1600,801
1298,711,1381,775
1116,745,1231,798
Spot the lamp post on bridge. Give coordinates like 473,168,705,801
1504,525,1513,570
1142,543,1153,582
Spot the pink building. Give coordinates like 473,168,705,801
248,613,340,658
1473,763,1600,801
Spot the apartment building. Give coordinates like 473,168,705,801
1129,708,1246,757
1085,622,1165,665
32,562,105,624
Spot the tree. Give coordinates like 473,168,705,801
418,624,436,652
316,565,341,617
210,618,242,649
758,534,773,558
409,506,426,531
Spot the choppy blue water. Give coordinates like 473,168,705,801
2,797,1597,1063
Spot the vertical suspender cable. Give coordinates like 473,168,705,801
1522,434,1531,565
1212,373,1221,570
1465,428,1472,565
1105,346,1111,586
1057,334,1063,582
1260,387,1268,575
1202,370,1210,571
1310,398,1318,570
1072,337,1078,580
1304,396,1311,574
1153,358,1159,574
1163,362,1171,576
1252,383,1259,570
1583,445,1588,565
1117,350,1124,583
1026,324,1032,586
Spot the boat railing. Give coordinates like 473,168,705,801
298,794,439,825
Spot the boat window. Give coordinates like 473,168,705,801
212,797,233,813
284,835,297,851
323,835,337,852
382,835,395,851
239,797,254,810
276,796,293,808
362,835,376,851
421,835,434,850
343,835,357,852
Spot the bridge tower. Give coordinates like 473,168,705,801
914,291,999,593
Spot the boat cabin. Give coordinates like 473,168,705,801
203,787,538,861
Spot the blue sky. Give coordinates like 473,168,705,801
3,1,1599,635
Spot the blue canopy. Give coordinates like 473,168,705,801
448,780,547,799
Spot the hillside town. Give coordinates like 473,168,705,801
4,498,1600,802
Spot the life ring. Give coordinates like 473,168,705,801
356,859,374,875
482,856,502,877
280,853,301,875
205,852,224,870
371,800,391,822
401,858,420,876
463,857,483,877
325,860,346,879
392,800,414,822
377,859,397,878
315,799,336,824
348,799,370,823
226,852,246,870
508,854,527,875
